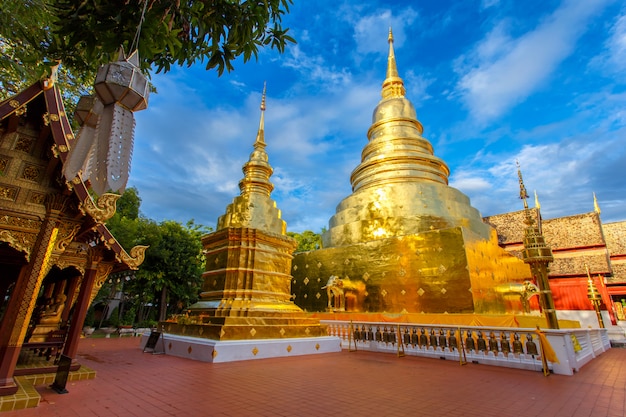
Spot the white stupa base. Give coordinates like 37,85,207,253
140,333,342,363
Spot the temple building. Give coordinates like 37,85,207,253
485,205,626,332
290,31,536,324
0,75,146,404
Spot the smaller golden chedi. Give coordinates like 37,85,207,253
173,85,327,340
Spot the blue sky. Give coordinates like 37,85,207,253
130,0,626,233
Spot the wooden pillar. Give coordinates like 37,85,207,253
62,274,81,324
0,213,60,395
63,250,103,359
0,278,14,317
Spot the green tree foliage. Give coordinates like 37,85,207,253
106,188,209,323
287,230,322,252
115,187,141,220
0,0,295,100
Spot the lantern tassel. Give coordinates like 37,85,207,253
106,104,135,193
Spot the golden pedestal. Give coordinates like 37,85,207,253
293,226,531,315
180,227,328,340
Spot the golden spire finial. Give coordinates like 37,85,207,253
534,190,541,209
382,27,405,99
255,82,267,146
387,27,398,79
593,192,601,214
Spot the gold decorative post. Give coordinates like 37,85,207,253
518,163,559,329
585,264,605,328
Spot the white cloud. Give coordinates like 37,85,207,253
455,0,611,122
449,175,492,194
600,11,626,72
404,70,434,104
481,0,500,10
352,7,419,55
450,129,626,222
280,45,352,87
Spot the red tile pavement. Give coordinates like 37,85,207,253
3,337,625,417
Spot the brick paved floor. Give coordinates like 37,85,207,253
2,337,625,417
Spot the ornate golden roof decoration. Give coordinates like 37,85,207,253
116,245,149,270
0,230,33,261
79,193,120,223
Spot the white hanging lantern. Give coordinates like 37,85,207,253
65,48,149,195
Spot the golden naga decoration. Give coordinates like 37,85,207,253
79,193,121,223
54,222,81,252
116,245,149,270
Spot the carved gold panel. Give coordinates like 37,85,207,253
0,156,9,175
20,163,43,183
13,135,34,153
27,191,46,205
0,183,19,201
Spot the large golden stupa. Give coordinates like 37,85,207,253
291,30,532,316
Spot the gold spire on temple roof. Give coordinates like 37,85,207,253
593,192,601,214
534,190,541,209
382,27,406,99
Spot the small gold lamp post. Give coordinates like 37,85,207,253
585,264,605,328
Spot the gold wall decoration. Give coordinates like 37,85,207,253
0,157,9,175
88,262,114,306
0,230,35,260
20,163,43,182
0,184,18,201
27,191,46,205
13,136,34,153
55,256,86,275
0,214,42,231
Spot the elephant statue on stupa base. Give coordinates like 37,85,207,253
322,275,366,312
